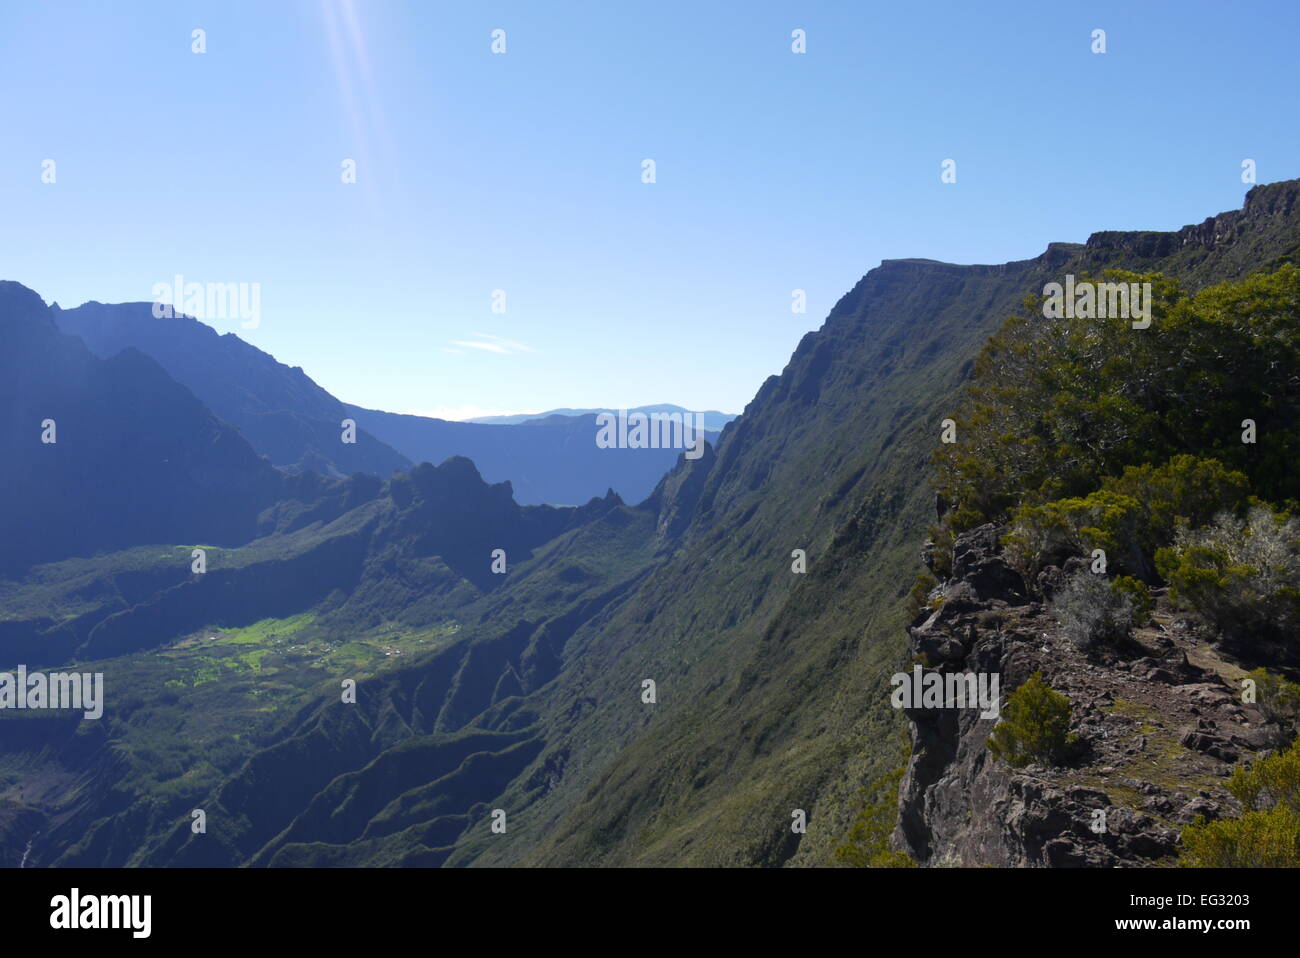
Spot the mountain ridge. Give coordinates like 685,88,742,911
46,297,700,505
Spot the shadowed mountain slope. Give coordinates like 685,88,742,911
0,283,299,576
52,301,411,480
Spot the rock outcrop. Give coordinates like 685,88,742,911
895,524,1272,867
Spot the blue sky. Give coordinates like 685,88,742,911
2,0,1297,419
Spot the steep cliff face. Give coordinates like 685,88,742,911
896,525,1273,867
1080,179,1300,286
891,180,1300,868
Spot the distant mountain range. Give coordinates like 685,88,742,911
49,301,716,505
469,405,736,431
343,404,705,506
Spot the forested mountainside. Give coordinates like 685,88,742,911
2,181,1297,868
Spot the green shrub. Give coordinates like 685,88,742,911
1181,738,1300,867
1002,456,1249,581
1180,808,1300,867
907,572,939,619
1111,575,1154,622
986,672,1077,767
1053,570,1136,650
1224,739,1300,815
927,525,954,579
1156,504,1300,648
1246,668,1300,738
1001,496,1096,582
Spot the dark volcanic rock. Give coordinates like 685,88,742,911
893,520,1265,868
1179,729,1240,764
951,524,1027,601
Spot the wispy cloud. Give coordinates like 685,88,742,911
448,332,537,355
452,339,509,354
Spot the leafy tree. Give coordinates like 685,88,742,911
936,270,1186,529
935,266,1300,560
1156,266,1300,503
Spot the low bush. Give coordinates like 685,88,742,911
1111,575,1154,622
1053,570,1137,651
986,672,1077,767
1246,668,1300,741
1002,456,1249,582
1181,738,1300,867
1156,505,1300,649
